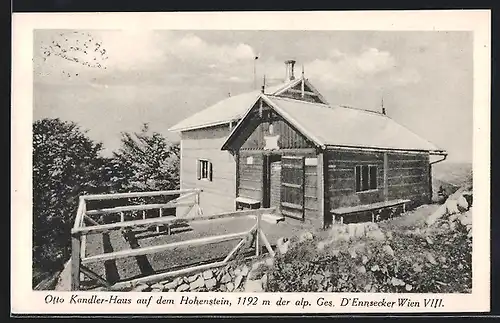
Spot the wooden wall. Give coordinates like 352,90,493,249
179,124,237,216
386,152,431,207
237,149,322,228
241,118,312,150
326,149,431,225
226,100,314,151
231,101,321,226
326,149,385,211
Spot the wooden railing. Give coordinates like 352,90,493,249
70,189,275,291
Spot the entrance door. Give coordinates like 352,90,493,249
262,154,281,209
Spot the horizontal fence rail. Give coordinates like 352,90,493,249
70,188,276,291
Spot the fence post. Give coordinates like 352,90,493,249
71,231,81,291
157,208,163,233
195,190,203,217
255,212,261,257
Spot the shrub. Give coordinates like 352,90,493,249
33,118,104,277
264,222,472,293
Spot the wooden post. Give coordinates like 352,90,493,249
255,212,261,256
235,151,240,200
71,232,81,291
317,152,326,228
120,212,124,222
383,152,389,201
428,162,433,204
157,208,163,233
81,234,87,258
195,191,201,216
142,210,146,220
79,198,87,227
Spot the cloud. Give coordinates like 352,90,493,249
304,48,419,89
97,30,167,70
169,34,255,65
34,30,258,87
228,76,246,83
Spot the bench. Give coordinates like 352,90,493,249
330,199,411,224
235,197,261,210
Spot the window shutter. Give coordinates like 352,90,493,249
208,162,213,181
281,156,305,220
196,160,201,180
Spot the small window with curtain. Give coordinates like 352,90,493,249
355,165,377,192
197,159,213,181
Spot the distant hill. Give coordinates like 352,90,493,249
432,161,472,201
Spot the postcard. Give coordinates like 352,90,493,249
11,10,491,314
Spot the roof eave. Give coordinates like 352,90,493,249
221,95,263,151
261,95,325,149
324,144,446,154
169,118,240,133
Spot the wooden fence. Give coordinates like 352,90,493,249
70,188,275,291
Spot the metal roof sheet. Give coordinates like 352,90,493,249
168,82,292,132
264,96,441,152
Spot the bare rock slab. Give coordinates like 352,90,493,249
202,270,213,280
176,284,189,292
190,276,205,291
205,278,217,290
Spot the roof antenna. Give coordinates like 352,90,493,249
302,64,305,77
381,95,386,115
261,74,266,93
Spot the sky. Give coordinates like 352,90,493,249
33,30,472,162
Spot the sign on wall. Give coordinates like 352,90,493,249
264,135,280,150
305,157,318,166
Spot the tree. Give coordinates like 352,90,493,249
32,118,103,272
113,123,180,192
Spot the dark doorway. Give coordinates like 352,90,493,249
262,154,282,209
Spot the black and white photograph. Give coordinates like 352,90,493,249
12,10,490,314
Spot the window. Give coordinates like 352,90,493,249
355,165,377,192
197,159,213,181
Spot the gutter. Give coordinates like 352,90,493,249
429,151,448,165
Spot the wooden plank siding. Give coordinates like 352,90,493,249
386,152,431,207
326,149,385,213
237,150,321,227
325,149,431,226
229,105,322,226
238,102,314,150
179,124,237,216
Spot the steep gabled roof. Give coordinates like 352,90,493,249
168,80,296,132
222,94,444,153
273,77,329,105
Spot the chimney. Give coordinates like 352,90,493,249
284,59,296,81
